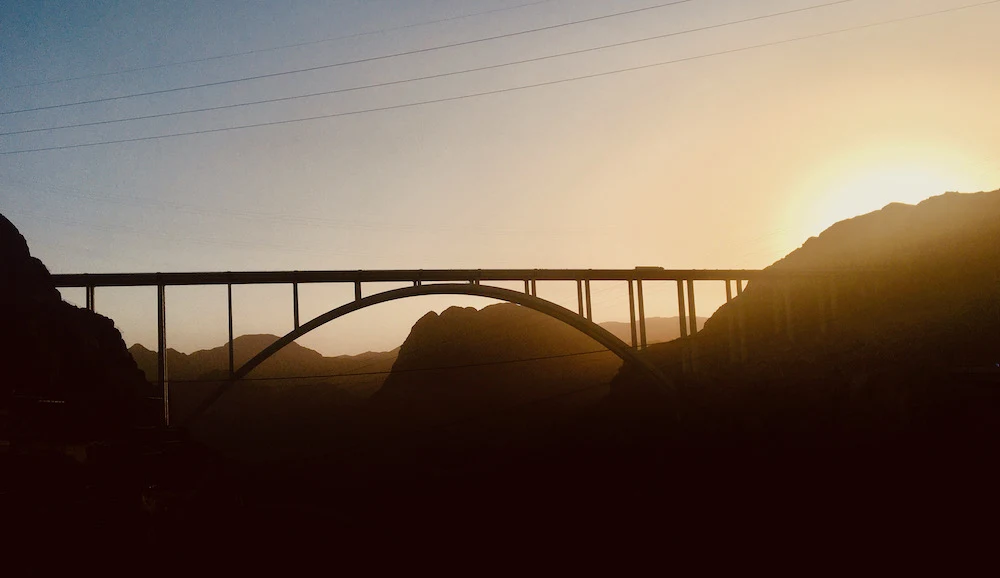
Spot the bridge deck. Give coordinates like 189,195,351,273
49,268,852,288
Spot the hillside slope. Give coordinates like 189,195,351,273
610,189,1000,450
685,189,1000,374
369,303,621,428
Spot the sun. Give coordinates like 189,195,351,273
789,145,993,244
812,162,957,228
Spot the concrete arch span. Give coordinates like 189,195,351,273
187,283,670,424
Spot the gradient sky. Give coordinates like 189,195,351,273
2,0,999,355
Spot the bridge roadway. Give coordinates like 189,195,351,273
51,268,806,286
51,268,843,425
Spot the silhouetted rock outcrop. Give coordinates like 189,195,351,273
369,303,620,426
0,213,147,440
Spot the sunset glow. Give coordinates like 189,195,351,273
3,0,999,353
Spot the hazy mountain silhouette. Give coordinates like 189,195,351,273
599,316,705,345
127,336,397,460
129,334,397,383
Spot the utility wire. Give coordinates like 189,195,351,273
183,348,615,423
168,348,613,384
0,1,696,115
0,174,627,236
0,1,558,91
1,0,858,137
4,0,996,156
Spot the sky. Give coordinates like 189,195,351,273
2,0,999,355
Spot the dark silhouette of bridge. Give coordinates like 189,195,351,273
52,268,828,425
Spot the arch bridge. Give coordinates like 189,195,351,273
52,268,803,425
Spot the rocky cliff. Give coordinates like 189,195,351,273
0,213,149,440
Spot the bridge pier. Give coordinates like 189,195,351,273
676,280,688,339
737,280,748,362
292,282,300,329
637,279,647,349
727,280,738,363
228,283,235,380
576,280,584,316
676,280,690,374
85,285,95,312
686,279,698,336
585,280,592,321
686,279,699,373
828,276,838,323
627,280,637,349
818,278,828,335
783,284,794,342
355,281,362,301
157,282,169,427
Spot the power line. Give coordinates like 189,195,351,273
182,348,616,423
168,348,614,384
0,1,696,116
0,1,558,91
1,0,859,138
0,174,627,237
4,0,995,156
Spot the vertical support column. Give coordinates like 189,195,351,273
228,284,235,380
772,285,782,335
354,281,362,302
584,280,592,321
157,283,169,427
576,280,584,316
829,277,838,321
627,280,637,349
783,283,794,342
524,280,530,295
292,282,300,330
637,279,647,350
530,279,537,297
686,279,698,336
85,285,95,312
726,280,737,363
737,279,748,363
818,278,828,335
676,280,688,339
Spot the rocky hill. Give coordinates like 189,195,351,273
609,189,1000,454
649,189,1000,376
368,303,621,428
1,212,149,439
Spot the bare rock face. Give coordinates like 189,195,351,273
1,213,148,441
